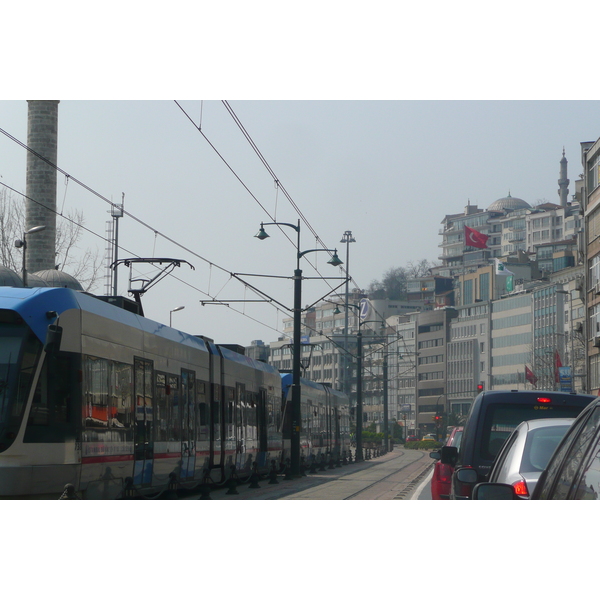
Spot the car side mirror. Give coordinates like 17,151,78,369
439,445,458,466
429,450,441,460
455,467,478,484
472,482,518,500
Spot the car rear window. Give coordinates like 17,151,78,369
480,403,584,461
451,430,463,448
520,425,571,472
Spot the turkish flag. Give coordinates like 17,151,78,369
525,366,538,386
464,225,489,249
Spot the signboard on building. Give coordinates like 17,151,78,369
359,298,371,321
558,366,573,392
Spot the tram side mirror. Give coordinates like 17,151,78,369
44,324,63,354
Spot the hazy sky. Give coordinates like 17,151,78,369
1,99,600,346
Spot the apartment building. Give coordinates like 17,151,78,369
583,137,600,393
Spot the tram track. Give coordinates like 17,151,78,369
194,447,435,500
340,449,433,500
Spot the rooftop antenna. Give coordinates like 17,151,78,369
111,194,125,296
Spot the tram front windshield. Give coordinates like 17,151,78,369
0,312,43,450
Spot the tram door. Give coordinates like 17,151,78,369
180,369,196,479
133,358,154,486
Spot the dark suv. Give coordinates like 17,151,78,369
440,390,596,499
473,394,600,500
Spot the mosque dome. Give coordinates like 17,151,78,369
0,265,24,287
26,273,49,287
488,193,531,212
32,269,83,291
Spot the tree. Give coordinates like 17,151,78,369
0,187,102,292
368,259,435,300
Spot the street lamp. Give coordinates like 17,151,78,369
331,302,382,462
256,219,342,477
360,319,386,457
15,225,46,287
340,231,356,398
170,305,185,327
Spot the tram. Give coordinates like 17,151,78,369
280,373,351,464
0,286,350,499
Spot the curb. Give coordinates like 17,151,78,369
393,461,434,500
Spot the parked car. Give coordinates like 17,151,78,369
430,426,463,500
486,418,574,499
473,395,600,500
406,435,419,443
422,434,437,442
440,390,596,499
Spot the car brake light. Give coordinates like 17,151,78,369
537,397,552,404
512,480,529,497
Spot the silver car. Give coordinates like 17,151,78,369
487,418,575,499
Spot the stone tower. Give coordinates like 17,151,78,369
558,147,569,207
25,100,59,272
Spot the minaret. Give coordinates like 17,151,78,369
558,147,569,207
25,100,59,272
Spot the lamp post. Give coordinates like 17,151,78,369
255,220,342,477
340,231,355,398
383,353,389,453
358,318,386,458
332,300,365,461
15,225,46,287
356,328,363,461
170,305,185,327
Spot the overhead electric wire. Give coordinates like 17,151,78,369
0,126,234,278
1,112,385,389
220,100,362,292
0,136,294,339
2,110,373,368
174,101,347,288
3,183,292,339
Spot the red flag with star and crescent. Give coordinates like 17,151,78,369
464,225,489,249
525,365,538,387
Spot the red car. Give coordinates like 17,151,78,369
430,427,463,500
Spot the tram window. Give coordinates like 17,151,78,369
213,384,221,442
247,392,258,441
155,372,169,442
83,356,109,427
82,357,133,432
110,362,132,431
24,354,77,443
197,381,210,441
225,387,235,440
268,394,278,429
168,375,180,442
6,331,42,428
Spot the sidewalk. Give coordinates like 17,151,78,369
184,447,434,500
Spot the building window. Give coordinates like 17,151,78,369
479,272,490,301
463,279,473,305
